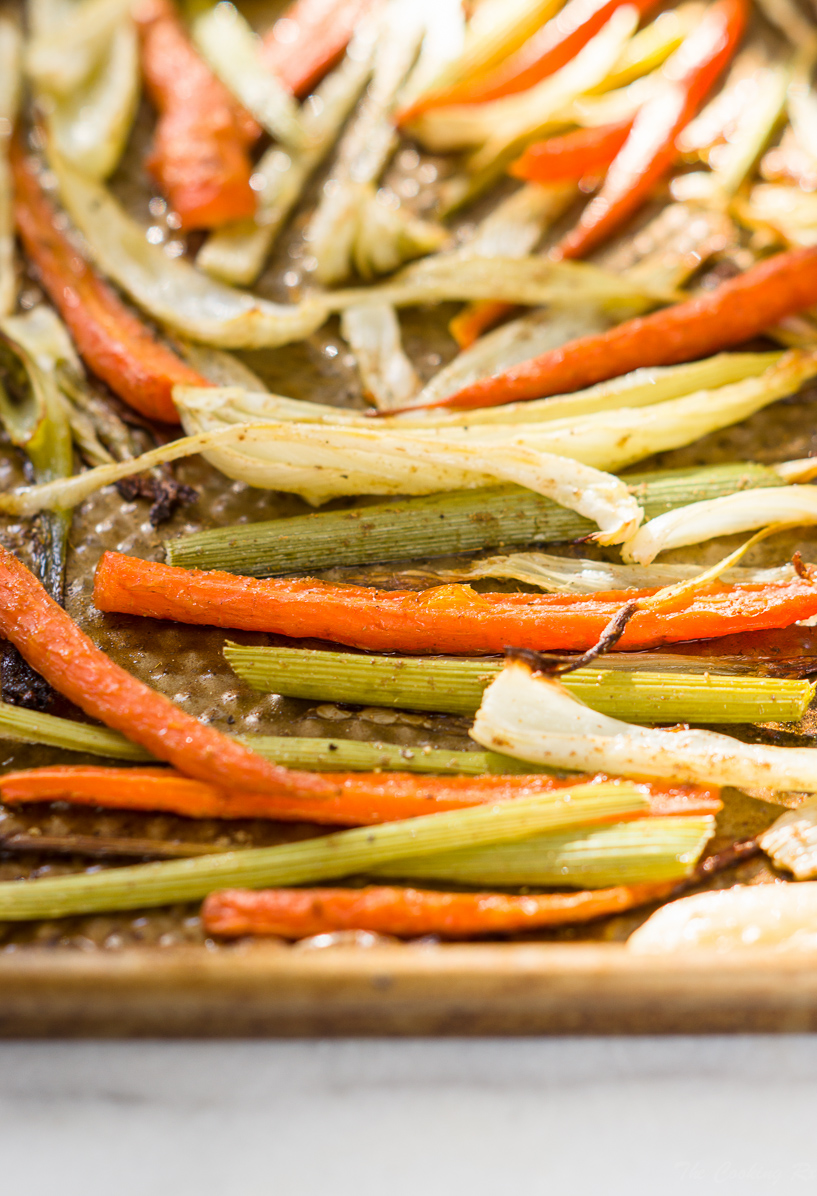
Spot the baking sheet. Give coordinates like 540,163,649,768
2,1,817,1029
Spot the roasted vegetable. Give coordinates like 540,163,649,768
422,255,817,412
202,880,682,939
92,552,817,655
135,0,259,230
473,658,817,796
0,781,650,919
557,0,748,259
11,141,208,422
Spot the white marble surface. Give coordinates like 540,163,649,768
0,1037,815,1194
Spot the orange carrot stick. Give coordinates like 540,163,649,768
135,0,260,230
398,0,658,120
11,139,207,424
0,766,720,825
509,119,633,184
420,247,817,412
93,552,817,655
449,300,520,349
556,0,747,260
260,0,378,98
202,880,677,937
0,544,343,799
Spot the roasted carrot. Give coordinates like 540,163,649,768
449,299,520,349
135,0,260,230
260,0,377,98
0,547,723,816
509,120,634,184
556,0,747,260
0,765,720,825
202,881,677,937
11,141,207,424
398,0,658,119
424,246,817,411
93,553,817,655
0,543,343,799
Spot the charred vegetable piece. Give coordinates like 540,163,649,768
0,327,74,708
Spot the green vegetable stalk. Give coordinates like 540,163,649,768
224,644,815,725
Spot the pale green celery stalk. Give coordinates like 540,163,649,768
0,702,542,774
373,815,715,888
165,462,785,576
244,737,541,775
0,702,151,760
224,645,815,725
0,782,646,919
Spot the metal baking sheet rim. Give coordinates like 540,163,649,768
0,945,816,1036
